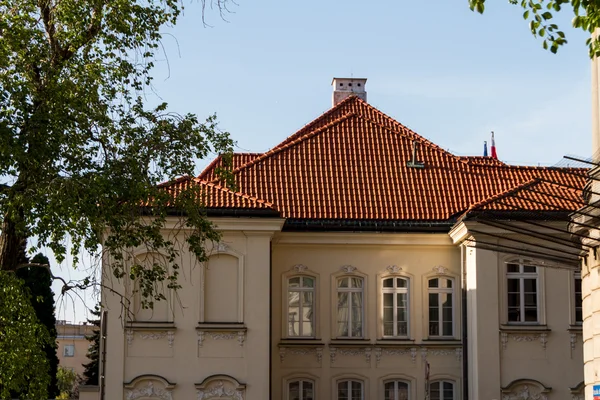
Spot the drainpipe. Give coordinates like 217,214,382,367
100,310,107,400
461,244,468,400
269,241,273,400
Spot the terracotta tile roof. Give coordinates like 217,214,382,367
198,153,261,181
159,176,274,210
201,96,586,221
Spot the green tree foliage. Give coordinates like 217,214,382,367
15,252,60,398
469,0,600,55
0,0,234,297
82,304,101,386
56,366,78,399
0,271,51,400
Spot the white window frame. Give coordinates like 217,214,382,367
383,379,410,400
572,271,583,325
63,344,75,357
381,277,410,338
505,261,540,324
427,277,454,338
286,275,316,338
429,380,455,400
335,276,365,338
287,378,315,400
336,379,364,400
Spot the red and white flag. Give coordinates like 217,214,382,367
491,131,498,159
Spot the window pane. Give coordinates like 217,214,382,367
351,381,362,400
430,382,440,400
443,381,454,400
303,277,315,288
351,278,363,288
337,292,349,336
289,277,301,287
507,279,520,293
507,263,519,273
338,278,349,288
429,278,439,288
338,381,348,400
507,293,519,308
524,307,538,322
429,293,439,307
288,292,300,336
523,279,537,293
384,382,394,400
383,278,394,288
396,278,407,288
445,279,453,288
523,265,536,273
303,381,314,400
508,307,520,322
351,293,363,337
302,292,314,337
289,381,300,400
524,293,537,307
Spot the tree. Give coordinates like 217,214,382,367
81,304,101,386
15,252,60,398
56,366,78,400
0,0,234,398
0,271,51,400
469,0,600,56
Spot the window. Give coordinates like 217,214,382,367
506,262,539,323
64,344,75,357
384,380,409,400
574,271,582,324
382,277,409,337
430,381,454,400
288,277,315,337
336,277,364,338
337,380,363,400
289,380,314,400
428,278,453,337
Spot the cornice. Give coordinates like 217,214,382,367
273,232,453,246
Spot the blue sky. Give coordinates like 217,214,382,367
52,0,593,322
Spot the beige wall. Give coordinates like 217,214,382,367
271,232,462,400
56,322,95,377
101,217,283,400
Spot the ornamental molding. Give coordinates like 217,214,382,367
374,348,382,365
124,377,175,400
167,331,174,348
429,349,454,357
501,379,551,400
386,265,403,274
432,265,449,275
204,331,246,346
570,333,577,351
126,329,134,346
501,332,549,350
215,242,229,253
410,347,418,363
196,377,245,400
338,348,363,356
330,347,337,364
382,348,410,356
139,332,167,340
292,264,308,272
197,331,205,347
340,265,357,273
278,347,323,363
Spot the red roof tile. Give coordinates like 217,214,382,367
200,96,585,220
198,153,262,181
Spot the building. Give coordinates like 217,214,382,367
95,78,586,400
56,320,95,377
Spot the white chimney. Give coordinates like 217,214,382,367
331,77,367,107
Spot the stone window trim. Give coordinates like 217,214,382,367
195,374,246,400
499,257,547,326
429,379,457,400
282,264,320,339
129,251,175,323
500,378,551,400
63,344,75,357
422,267,460,340
331,266,368,340
199,243,245,324
283,373,319,400
332,373,368,400
124,374,176,400
377,268,414,340
569,270,583,326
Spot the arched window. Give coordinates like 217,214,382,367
384,380,409,400
506,261,539,323
429,380,454,400
287,276,315,337
428,277,454,337
382,277,409,337
337,379,363,400
336,277,364,338
288,379,314,400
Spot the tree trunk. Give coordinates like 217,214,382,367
0,216,27,272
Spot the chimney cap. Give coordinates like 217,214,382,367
331,77,368,85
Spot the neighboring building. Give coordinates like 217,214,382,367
97,78,586,400
56,320,95,377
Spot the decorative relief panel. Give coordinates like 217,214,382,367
124,377,175,400
196,375,245,400
500,332,548,350
197,330,246,348
125,330,175,348
432,265,448,275
340,265,357,273
292,264,308,272
278,347,323,364
386,265,402,274
501,380,551,400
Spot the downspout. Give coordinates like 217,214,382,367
461,244,468,400
100,310,107,400
269,241,273,400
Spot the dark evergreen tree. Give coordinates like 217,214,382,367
15,251,60,398
82,304,101,386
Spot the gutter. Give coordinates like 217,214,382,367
461,245,468,400
282,219,455,233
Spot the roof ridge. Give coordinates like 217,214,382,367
157,175,192,187
465,178,542,213
193,178,274,207
215,112,358,181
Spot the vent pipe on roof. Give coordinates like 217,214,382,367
331,77,367,107
407,140,425,169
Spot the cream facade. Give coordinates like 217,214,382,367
56,321,95,377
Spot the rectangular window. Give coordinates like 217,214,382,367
337,380,363,400
507,262,539,323
64,344,75,357
288,276,315,337
428,278,453,337
382,277,409,337
337,277,364,338
574,272,582,324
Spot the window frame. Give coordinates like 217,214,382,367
422,269,459,340
331,266,368,339
427,277,455,338
282,265,320,339
429,379,456,400
571,270,583,325
378,271,413,339
505,260,541,325
63,344,75,357
383,379,411,400
335,378,364,400
286,275,317,338
287,378,316,400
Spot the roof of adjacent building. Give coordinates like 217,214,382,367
194,96,585,225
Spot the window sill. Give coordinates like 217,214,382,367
422,339,462,345
197,323,246,332
330,339,370,346
500,324,550,333
568,324,583,333
376,338,415,344
126,321,176,330
279,339,325,347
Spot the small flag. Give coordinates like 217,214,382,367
491,131,498,159
483,141,488,157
